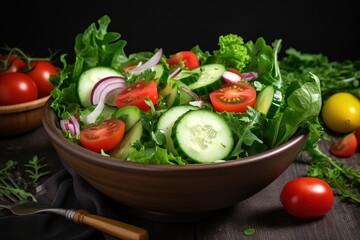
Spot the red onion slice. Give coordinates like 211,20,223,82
90,76,126,105
169,67,181,78
241,72,258,81
128,48,163,74
222,71,242,83
80,98,106,125
60,116,80,136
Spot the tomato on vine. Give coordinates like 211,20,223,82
27,61,58,97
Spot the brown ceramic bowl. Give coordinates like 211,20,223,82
42,97,308,222
0,95,50,138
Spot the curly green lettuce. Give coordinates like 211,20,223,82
213,34,250,71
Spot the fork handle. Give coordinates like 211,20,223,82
72,209,148,240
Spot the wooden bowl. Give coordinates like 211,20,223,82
42,98,309,222
0,96,50,138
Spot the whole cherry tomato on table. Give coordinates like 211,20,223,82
280,177,334,218
329,132,358,157
0,72,38,105
27,61,58,98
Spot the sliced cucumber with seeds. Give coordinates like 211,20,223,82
112,106,141,132
172,109,233,163
153,64,169,88
109,120,143,160
77,66,123,107
157,105,199,155
188,64,226,95
254,85,283,118
173,69,199,85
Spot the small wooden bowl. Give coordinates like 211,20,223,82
0,96,50,138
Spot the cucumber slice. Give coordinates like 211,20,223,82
153,64,169,88
254,85,283,117
173,69,199,85
77,66,122,107
112,106,141,132
172,109,234,163
188,64,226,95
109,120,143,160
157,105,199,155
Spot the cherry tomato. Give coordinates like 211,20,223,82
280,177,334,218
80,119,125,153
209,82,256,113
0,55,27,73
27,61,58,98
0,72,38,105
321,92,360,133
167,51,200,70
355,127,360,146
114,80,158,111
329,132,358,157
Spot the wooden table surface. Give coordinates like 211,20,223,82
1,125,359,240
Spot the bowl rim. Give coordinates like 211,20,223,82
0,95,50,114
42,97,309,173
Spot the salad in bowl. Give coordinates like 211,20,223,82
49,14,322,166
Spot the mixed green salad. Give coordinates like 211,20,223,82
50,15,323,165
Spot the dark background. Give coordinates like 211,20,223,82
1,0,359,64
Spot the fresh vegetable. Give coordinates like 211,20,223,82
114,79,158,111
171,109,234,163
209,82,257,113
355,127,360,144
280,177,334,218
79,119,125,152
77,66,123,107
321,92,360,133
27,60,58,98
329,132,358,157
167,51,200,70
0,72,38,105
0,54,27,73
253,85,282,117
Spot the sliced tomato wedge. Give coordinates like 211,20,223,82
80,119,125,153
167,51,200,70
114,79,158,111
329,132,358,157
209,82,256,113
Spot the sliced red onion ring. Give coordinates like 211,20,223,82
169,67,181,78
189,100,204,108
80,98,106,125
90,76,126,105
128,48,163,74
241,72,258,81
60,115,80,136
222,71,241,83
179,86,201,101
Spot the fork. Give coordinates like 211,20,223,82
0,199,149,240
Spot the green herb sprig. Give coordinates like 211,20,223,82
0,156,50,203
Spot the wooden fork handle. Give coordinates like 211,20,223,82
72,209,149,240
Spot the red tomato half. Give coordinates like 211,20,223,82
355,127,360,146
280,177,334,218
0,55,27,73
167,51,200,70
209,82,256,113
80,119,125,153
329,132,358,157
114,80,158,111
27,61,58,98
0,72,38,105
